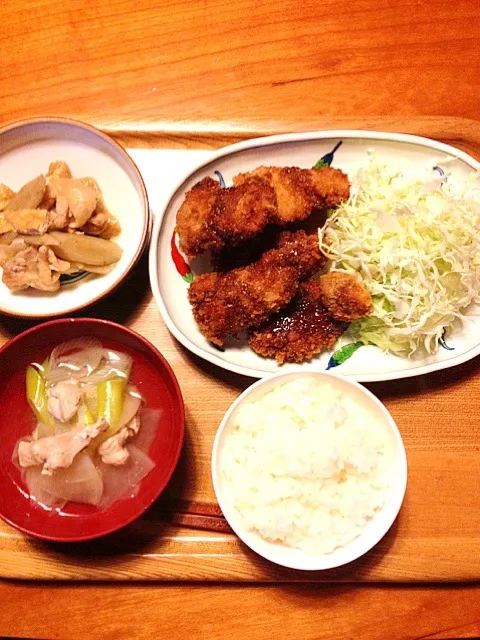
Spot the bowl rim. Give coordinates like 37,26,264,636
211,370,408,571
0,116,151,318
0,316,185,542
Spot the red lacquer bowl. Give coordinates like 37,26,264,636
0,318,185,542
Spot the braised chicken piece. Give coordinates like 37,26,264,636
0,216,13,234
0,184,15,212
40,161,73,209
1,208,50,235
47,161,72,180
97,416,141,465
81,209,121,239
77,178,121,238
0,161,123,291
2,244,70,291
0,236,26,265
17,419,109,476
47,381,82,423
47,178,97,229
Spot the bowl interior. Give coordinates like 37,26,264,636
0,319,184,541
212,371,407,571
0,119,149,317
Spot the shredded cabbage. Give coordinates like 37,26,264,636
319,154,480,356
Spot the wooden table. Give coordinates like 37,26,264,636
1,1,480,638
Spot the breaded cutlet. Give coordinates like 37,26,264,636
188,230,326,346
209,177,277,241
317,272,373,322
249,272,372,364
176,166,350,258
175,177,221,258
176,176,276,258
234,166,350,223
249,280,347,364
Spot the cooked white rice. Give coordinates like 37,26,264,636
220,377,393,555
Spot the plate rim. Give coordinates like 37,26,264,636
148,129,480,382
0,116,151,318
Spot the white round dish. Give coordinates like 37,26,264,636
149,129,480,382
0,118,150,317
211,371,408,571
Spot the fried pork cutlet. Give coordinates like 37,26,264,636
249,280,348,364
176,166,349,258
175,177,222,257
317,272,373,322
176,176,277,258
234,166,350,223
249,273,372,364
210,177,277,241
188,231,326,346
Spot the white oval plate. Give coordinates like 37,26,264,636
149,130,480,382
0,118,150,317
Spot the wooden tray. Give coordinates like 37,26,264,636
1,117,479,582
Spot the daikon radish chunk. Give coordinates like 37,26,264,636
98,445,155,509
24,452,103,507
23,467,67,511
132,408,163,454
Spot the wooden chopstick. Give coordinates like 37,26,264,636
155,500,233,533
165,500,225,518
164,512,233,533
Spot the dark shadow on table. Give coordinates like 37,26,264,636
176,336,480,400
0,252,151,338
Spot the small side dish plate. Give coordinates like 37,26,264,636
149,130,480,382
0,118,150,317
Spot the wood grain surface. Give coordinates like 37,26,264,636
0,580,479,640
1,0,479,133
1,0,480,636
0,119,479,585
109,115,480,151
